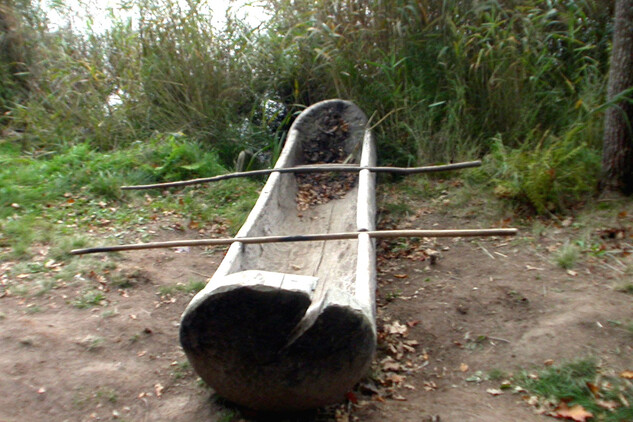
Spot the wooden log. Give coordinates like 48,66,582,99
70,228,518,255
120,160,481,190
181,99,377,411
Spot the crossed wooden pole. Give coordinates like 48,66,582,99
72,159,518,255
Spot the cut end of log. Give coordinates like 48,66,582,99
180,282,375,411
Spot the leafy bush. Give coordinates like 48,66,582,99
0,0,616,215
481,127,601,213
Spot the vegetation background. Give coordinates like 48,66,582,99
0,0,626,254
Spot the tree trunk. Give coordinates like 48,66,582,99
602,0,633,194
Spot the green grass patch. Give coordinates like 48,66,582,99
172,360,192,380
95,387,118,404
0,138,260,261
554,242,581,270
511,359,633,421
158,280,206,296
72,290,106,309
487,368,508,381
616,284,633,295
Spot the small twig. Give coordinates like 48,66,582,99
189,270,213,278
488,336,511,344
601,262,625,274
478,244,496,260
606,252,627,269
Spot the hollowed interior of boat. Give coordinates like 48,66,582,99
215,101,370,302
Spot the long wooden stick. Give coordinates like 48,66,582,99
71,228,517,255
121,160,482,190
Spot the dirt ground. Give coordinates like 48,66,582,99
1,185,632,422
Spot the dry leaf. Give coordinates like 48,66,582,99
345,391,358,404
552,402,593,422
460,363,469,372
391,393,407,401
586,382,600,398
335,409,350,422
619,370,633,379
382,359,403,372
486,388,503,396
154,383,164,397
596,399,619,410
393,274,408,279
384,373,406,386
384,321,408,336
423,381,437,391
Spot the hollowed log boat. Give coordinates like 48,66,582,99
179,99,377,411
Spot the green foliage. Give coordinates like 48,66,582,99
158,280,206,296
481,127,601,213
0,0,617,216
554,242,581,269
72,290,106,309
514,359,633,422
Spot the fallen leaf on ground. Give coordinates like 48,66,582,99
552,402,593,421
460,363,469,372
586,382,600,398
391,393,407,401
384,373,406,386
486,388,503,396
345,391,358,404
384,321,408,336
154,383,164,397
596,399,619,410
620,370,633,379
423,381,437,391
335,408,350,422
381,357,403,372
393,274,408,279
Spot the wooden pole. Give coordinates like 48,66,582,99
71,228,517,255
121,160,482,190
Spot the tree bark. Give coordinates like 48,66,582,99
602,0,633,194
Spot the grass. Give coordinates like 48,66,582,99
554,242,581,270
0,140,260,263
95,387,118,404
172,360,192,380
3,0,615,211
510,359,633,422
487,368,508,381
71,290,106,309
101,309,118,319
158,280,206,296
617,284,633,295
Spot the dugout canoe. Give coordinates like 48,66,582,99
179,99,377,411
